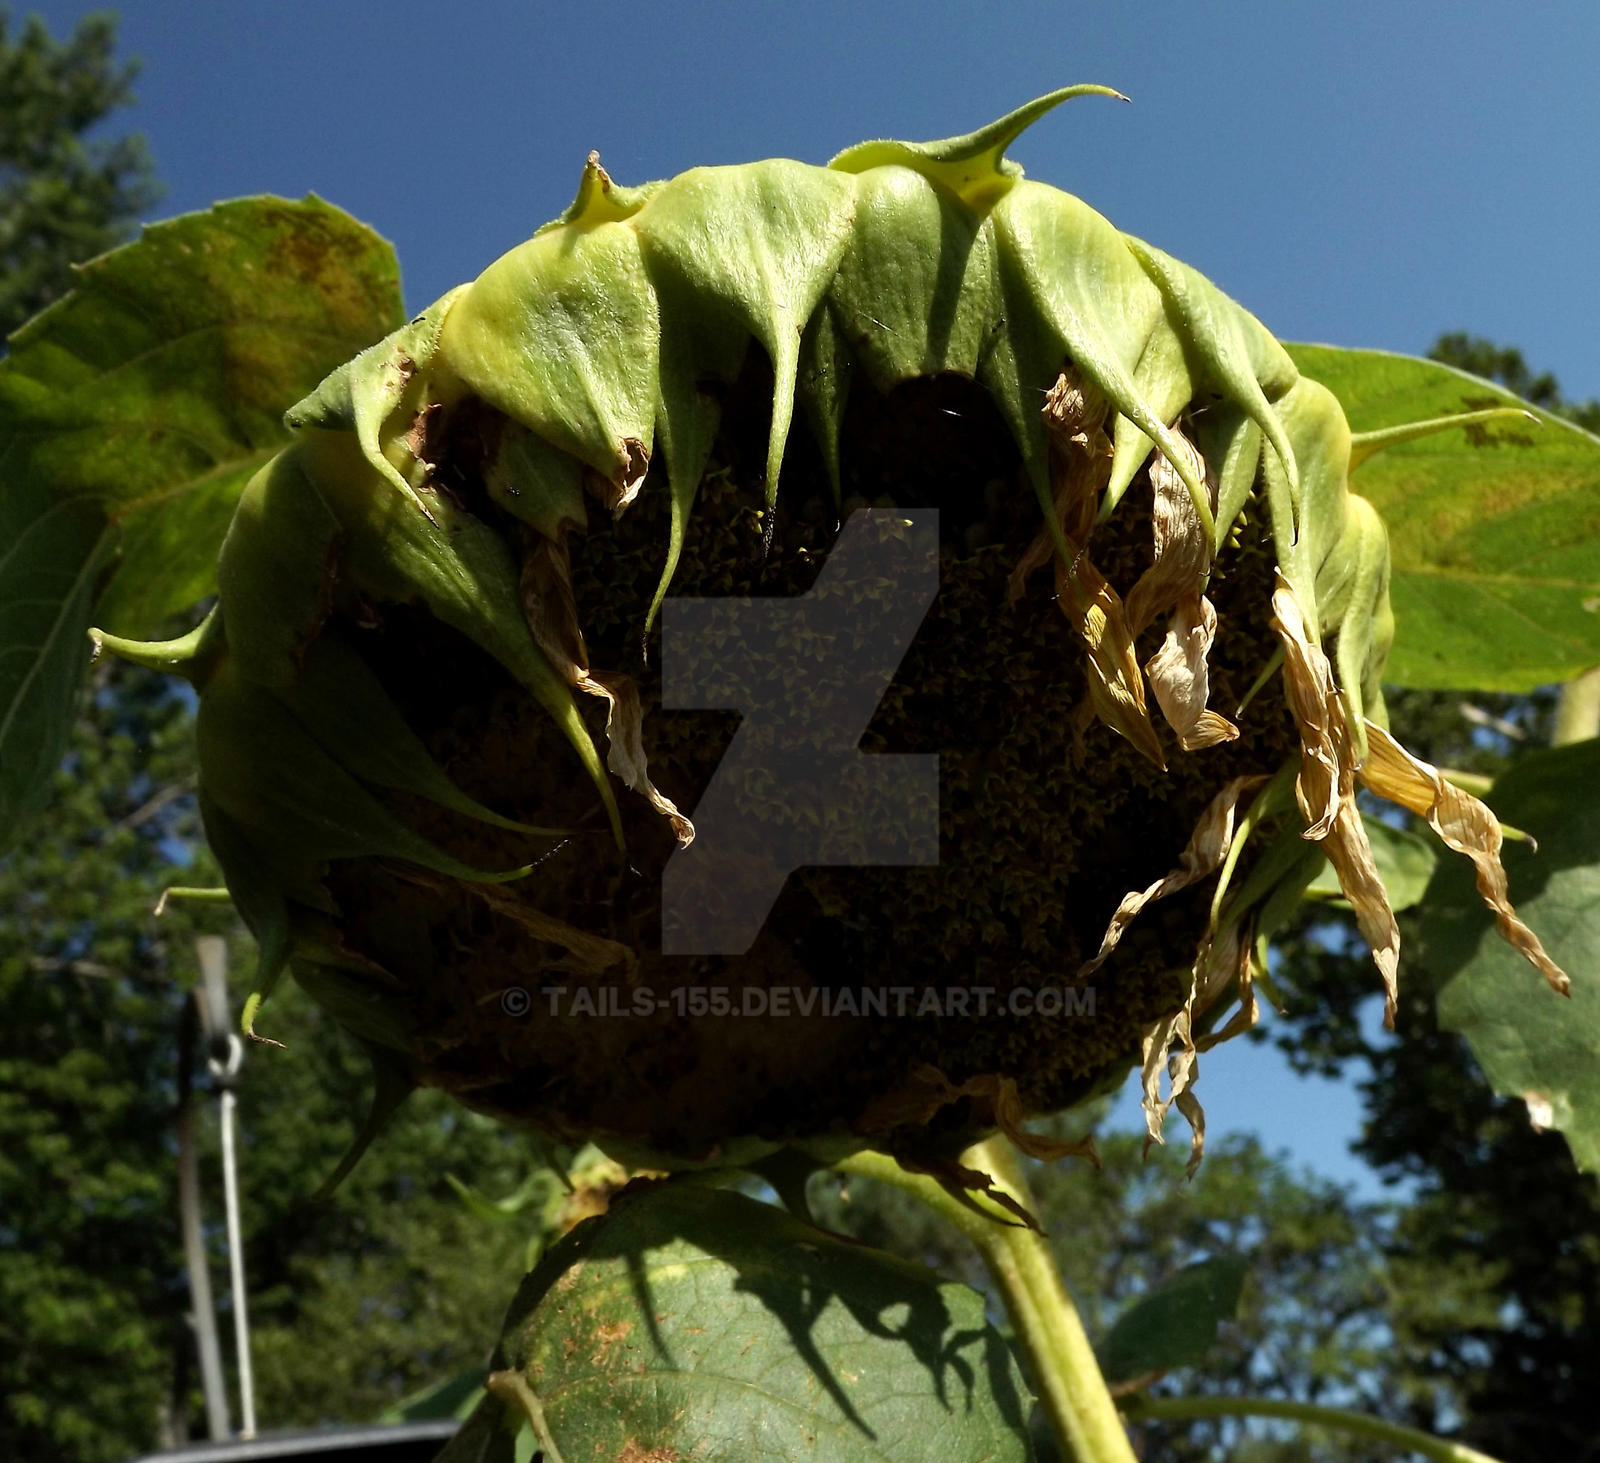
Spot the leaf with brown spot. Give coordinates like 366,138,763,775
0,196,403,847
487,1182,1035,1461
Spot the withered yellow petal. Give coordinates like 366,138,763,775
1360,722,1570,997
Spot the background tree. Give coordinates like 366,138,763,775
0,16,532,1460
0,7,158,337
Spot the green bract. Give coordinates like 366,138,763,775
94,89,1564,1176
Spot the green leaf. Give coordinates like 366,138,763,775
490,1181,1036,1462
1098,1256,1248,1384
1286,345,1600,692
434,1395,519,1463
1305,815,1439,913
382,1366,486,1424
1422,738,1600,1173
0,195,403,845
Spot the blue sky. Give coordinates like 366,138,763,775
29,0,1593,1196
36,0,1596,404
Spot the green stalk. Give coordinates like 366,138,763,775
1122,1394,1508,1463
838,1139,1137,1463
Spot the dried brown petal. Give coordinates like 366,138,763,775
1270,575,1343,839
1125,427,1217,641
1139,925,1251,1174
522,533,693,845
1145,593,1240,751
1272,573,1400,1024
1042,369,1109,450
1011,369,1165,767
1360,722,1570,996
1322,799,1401,1027
1080,775,1265,976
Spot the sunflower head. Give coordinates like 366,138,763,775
96,90,1564,1177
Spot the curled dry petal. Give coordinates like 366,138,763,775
1080,774,1265,976
521,534,694,845
1271,573,1400,1025
1010,368,1165,768
1140,924,1253,1176
1145,593,1240,751
1124,427,1217,642
1120,422,1236,754
1269,576,1343,839
1360,721,1570,997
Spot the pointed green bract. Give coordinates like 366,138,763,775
197,658,532,881
296,431,622,844
1116,238,1300,531
634,159,857,518
796,303,855,501
824,164,997,391
198,792,296,1037
829,83,1125,210
1107,315,1194,510
312,1042,418,1198
279,631,564,837
216,441,344,689
1193,407,1262,544
638,233,752,631
440,204,660,500
89,606,223,684
286,287,469,512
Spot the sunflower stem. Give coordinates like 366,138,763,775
1121,1393,1508,1463
838,1140,1137,1463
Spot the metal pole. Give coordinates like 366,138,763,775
198,934,257,1439
177,992,231,1440
216,1058,256,1437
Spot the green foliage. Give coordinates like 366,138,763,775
1286,343,1600,692
0,196,402,849
1099,1258,1247,1385
0,663,543,1458
0,9,158,337
1416,738,1600,1172
466,1181,1036,1462
816,1131,1476,1463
